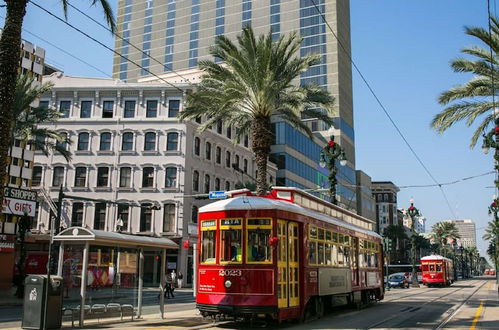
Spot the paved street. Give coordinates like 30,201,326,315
0,277,497,329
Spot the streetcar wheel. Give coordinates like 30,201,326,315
315,297,324,319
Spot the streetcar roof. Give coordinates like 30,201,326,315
421,255,451,261
199,196,382,239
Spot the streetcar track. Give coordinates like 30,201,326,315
367,279,482,329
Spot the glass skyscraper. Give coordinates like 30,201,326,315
113,0,356,208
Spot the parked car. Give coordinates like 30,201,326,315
387,274,410,288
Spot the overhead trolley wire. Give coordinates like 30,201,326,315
309,0,457,218
30,0,186,94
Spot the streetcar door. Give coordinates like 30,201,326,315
277,220,300,309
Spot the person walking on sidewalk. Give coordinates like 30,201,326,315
165,272,175,298
177,271,183,289
171,269,177,288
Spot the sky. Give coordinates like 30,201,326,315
1,0,496,261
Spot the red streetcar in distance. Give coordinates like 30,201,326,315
196,187,384,322
421,255,454,287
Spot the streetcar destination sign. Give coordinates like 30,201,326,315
208,191,226,199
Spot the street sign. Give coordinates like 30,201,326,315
208,191,227,199
2,187,37,217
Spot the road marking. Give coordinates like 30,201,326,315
469,300,484,330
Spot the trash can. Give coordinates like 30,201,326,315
22,275,63,329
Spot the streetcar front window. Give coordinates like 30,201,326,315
201,220,217,263
247,218,272,263
429,264,435,272
220,218,242,263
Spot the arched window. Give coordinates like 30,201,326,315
100,132,112,151
234,155,240,170
243,159,248,173
384,194,388,202
166,132,178,151
56,132,68,150
204,174,210,193
226,151,231,168
225,181,230,191
217,120,223,134
205,142,211,160
122,132,134,151
140,203,152,232
72,202,84,227
193,170,199,191
144,132,156,151
77,132,89,151
165,167,177,188
216,146,221,164
215,177,221,191
194,137,200,155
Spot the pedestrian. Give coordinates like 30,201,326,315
177,271,183,289
171,269,177,288
165,272,174,298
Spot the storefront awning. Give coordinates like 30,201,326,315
54,227,178,249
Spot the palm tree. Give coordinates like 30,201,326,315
179,26,335,195
431,16,499,147
431,222,461,257
0,0,114,216
14,75,72,161
383,224,408,261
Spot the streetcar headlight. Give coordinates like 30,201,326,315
224,280,232,288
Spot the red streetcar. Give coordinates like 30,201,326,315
196,187,384,322
421,255,454,287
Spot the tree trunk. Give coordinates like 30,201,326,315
0,1,28,217
251,117,273,196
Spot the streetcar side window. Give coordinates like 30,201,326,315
220,218,242,263
201,220,217,263
247,218,272,263
422,264,429,272
436,264,442,272
429,264,435,272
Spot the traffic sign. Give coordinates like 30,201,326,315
208,191,227,199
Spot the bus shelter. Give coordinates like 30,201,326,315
53,227,178,327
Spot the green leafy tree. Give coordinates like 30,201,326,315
383,224,408,262
179,26,335,195
14,75,72,161
431,222,461,257
0,0,115,217
431,17,499,147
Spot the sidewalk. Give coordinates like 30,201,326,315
0,287,23,307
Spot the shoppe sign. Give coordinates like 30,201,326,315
2,187,37,217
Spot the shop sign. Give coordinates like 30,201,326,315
2,187,37,217
0,234,15,253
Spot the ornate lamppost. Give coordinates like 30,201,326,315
488,196,499,287
319,127,347,205
406,199,420,288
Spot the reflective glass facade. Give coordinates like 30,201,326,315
140,0,154,76
164,0,176,71
188,0,200,68
242,0,252,28
270,0,280,40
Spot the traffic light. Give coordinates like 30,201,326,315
383,237,393,252
387,239,392,251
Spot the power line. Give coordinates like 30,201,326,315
30,0,186,93
66,2,196,88
309,0,457,218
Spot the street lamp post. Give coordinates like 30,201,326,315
319,127,347,205
407,200,421,288
488,196,499,288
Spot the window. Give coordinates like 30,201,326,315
163,203,175,232
225,181,230,191
124,100,136,118
201,220,216,263
74,167,87,187
100,132,112,151
102,100,114,118
56,132,68,151
119,167,132,187
32,166,43,186
216,120,223,134
204,174,210,193
77,132,90,151
205,142,211,160
72,202,84,227
243,159,248,173
117,205,129,231
142,167,154,187
168,99,180,117
244,134,249,148
226,151,231,168
193,170,199,191
97,167,109,187
194,137,200,155
59,100,71,118
146,100,158,118
52,166,64,186
216,147,221,164
122,132,134,150
38,100,49,109
140,203,152,232
226,125,232,139
191,205,198,223
220,218,242,263
234,155,240,170
144,132,156,151
247,218,272,263
215,178,221,191
80,100,92,118
166,132,178,151
165,167,177,188
94,203,106,230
